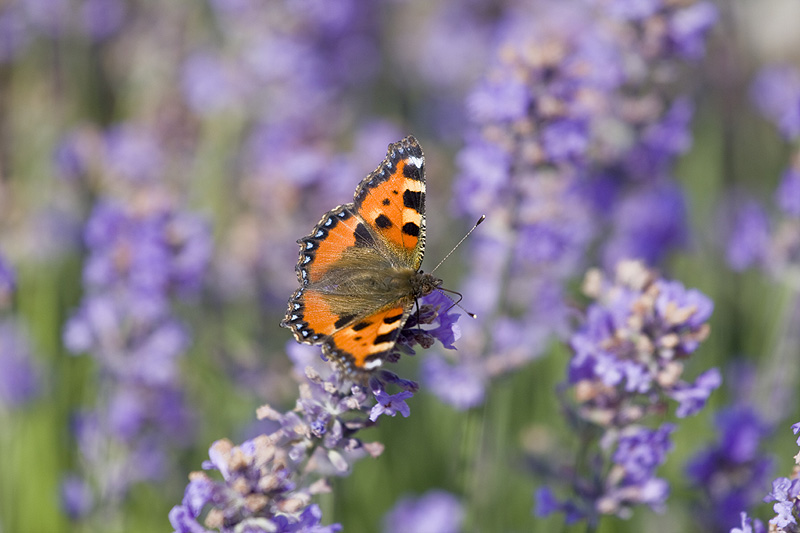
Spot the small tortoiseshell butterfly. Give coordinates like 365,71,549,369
281,136,442,375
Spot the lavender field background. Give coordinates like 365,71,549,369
1,0,800,532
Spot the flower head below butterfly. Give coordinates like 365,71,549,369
281,136,455,379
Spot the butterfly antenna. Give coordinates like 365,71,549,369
436,287,477,319
430,215,485,275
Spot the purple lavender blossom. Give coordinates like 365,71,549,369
668,368,722,418
0,254,14,308
103,125,164,182
764,477,800,529
0,320,40,408
181,52,247,115
421,354,486,410
60,474,94,520
169,437,342,533
382,490,464,533
369,390,412,422
64,191,211,516
80,0,125,41
396,291,462,353
602,183,688,268
535,262,717,526
534,487,583,525
726,201,771,271
170,365,404,532
20,0,70,37
731,512,766,533
568,261,718,427
624,98,695,180
0,6,29,63
667,2,718,59
600,0,661,21
751,65,800,140
449,0,716,414
597,424,675,515
776,166,800,217
687,406,774,530
733,421,800,531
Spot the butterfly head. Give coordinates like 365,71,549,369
411,271,442,299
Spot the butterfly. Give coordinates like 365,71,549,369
281,136,442,376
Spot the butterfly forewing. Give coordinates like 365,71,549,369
353,137,426,270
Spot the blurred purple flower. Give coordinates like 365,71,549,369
731,512,766,533
449,0,715,413
751,65,800,140
421,355,486,410
80,0,124,41
667,3,718,59
534,487,584,525
687,406,774,531
0,253,14,308
60,474,94,520
64,191,211,514
776,167,800,217
382,490,464,533
0,320,40,408
20,0,70,36
597,424,675,515
181,52,246,115
668,368,722,418
600,0,661,21
541,119,590,164
625,98,695,179
452,139,510,217
467,77,529,123
726,201,770,272
103,125,164,182
0,6,29,63
603,183,688,267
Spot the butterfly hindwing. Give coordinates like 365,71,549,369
284,205,391,342
323,304,411,371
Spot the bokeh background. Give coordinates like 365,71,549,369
1,0,799,531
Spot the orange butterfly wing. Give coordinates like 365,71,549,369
282,136,428,374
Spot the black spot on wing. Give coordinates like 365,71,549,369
403,190,423,213
354,223,374,247
375,214,392,229
382,198,391,206
402,222,420,237
352,321,372,331
374,330,397,345
383,313,403,324
334,314,357,329
403,162,423,180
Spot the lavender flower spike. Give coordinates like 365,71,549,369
736,420,800,531
383,490,464,533
0,253,14,308
169,437,342,533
